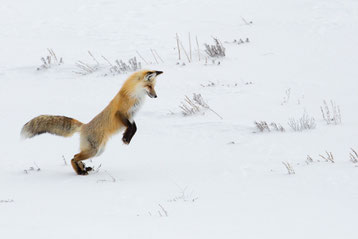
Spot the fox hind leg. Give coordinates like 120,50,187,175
71,149,97,175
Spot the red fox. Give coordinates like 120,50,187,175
21,70,163,175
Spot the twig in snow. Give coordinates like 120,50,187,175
179,40,191,63
153,50,164,63
176,33,181,61
158,204,168,217
288,112,316,131
101,55,113,67
281,88,291,105
189,32,192,62
136,50,149,65
180,93,222,119
104,56,141,75
306,155,314,164
96,170,116,183
350,148,358,163
168,185,198,202
150,49,159,64
254,121,284,132
74,51,100,75
282,161,295,174
62,155,67,166
88,51,99,65
320,100,341,125
37,48,63,70
193,93,223,119
241,17,253,25
319,151,335,163
24,162,41,174
204,37,226,58
196,36,201,61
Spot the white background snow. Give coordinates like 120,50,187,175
1,0,358,238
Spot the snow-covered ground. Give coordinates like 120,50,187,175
1,0,358,238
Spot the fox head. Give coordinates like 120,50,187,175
121,70,163,101
136,70,163,98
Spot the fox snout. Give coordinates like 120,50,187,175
144,70,162,98
147,89,157,98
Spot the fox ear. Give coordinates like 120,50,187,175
144,72,155,81
144,71,163,81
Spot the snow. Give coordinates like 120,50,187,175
1,0,358,238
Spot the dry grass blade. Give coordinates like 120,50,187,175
282,161,295,174
306,155,314,164
150,49,159,64
153,49,164,63
319,151,334,163
136,50,149,65
179,40,191,63
350,148,358,163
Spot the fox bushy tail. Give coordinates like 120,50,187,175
21,115,83,139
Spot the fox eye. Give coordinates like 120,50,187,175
147,85,152,89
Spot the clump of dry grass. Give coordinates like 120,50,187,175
103,56,141,75
204,37,226,58
319,151,335,163
288,112,316,131
320,100,341,125
180,93,223,119
37,48,63,70
254,121,285,132
305,155,314,164
74,51,100,75
24,162,41,174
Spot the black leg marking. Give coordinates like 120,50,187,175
115,111,137,145
123,121,137,144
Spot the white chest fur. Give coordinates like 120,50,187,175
128,89,146,118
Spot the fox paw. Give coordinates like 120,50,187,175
122,137,130,145
78,170,88,176
85,167,93,172
76,163,93,175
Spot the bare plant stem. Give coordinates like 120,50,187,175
101,55,113,66
154,49,164,63
158,204,168,217
196,36,201,61
282,161,295,174
208,108,223,120
180,41,191,63
189,32,192,62
136,50,149,65
176,33,181,60
150,49,159,64
88,51,99,65
62,155,67,166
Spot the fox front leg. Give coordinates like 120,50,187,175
116,111,137,144
122,121,137,144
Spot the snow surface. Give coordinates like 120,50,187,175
1,0,358,238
